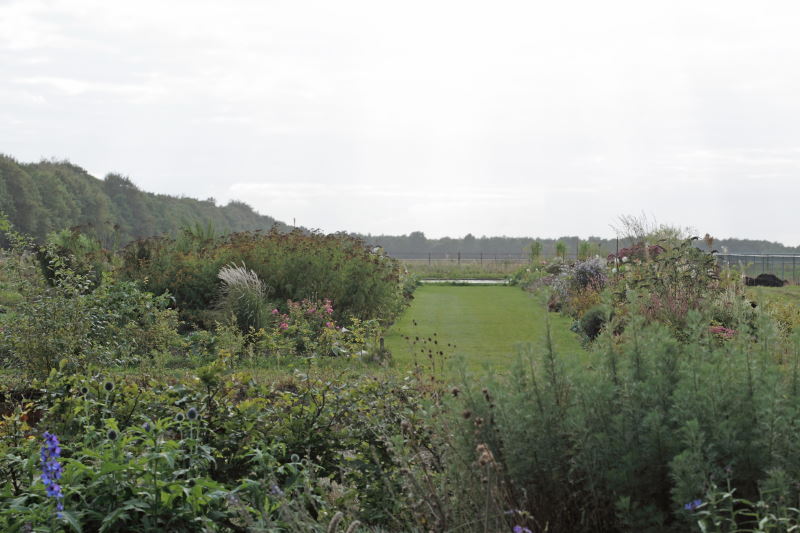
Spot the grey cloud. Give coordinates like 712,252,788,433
3,0,800,243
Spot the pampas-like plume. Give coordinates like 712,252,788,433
218,262,264,292
217,262,270,332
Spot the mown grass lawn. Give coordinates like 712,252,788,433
385,285,584,373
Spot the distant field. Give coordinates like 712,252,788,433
385,285,583,373
746,285,800,306
403,259,525,279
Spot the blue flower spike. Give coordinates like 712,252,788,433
40,432,65,518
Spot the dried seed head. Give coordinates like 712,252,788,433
344,520,362,533
475,443,495,467
327,511,344,533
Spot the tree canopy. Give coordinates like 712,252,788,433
0,155,286,246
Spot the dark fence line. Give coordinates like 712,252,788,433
389,251,594,265
717,254,800,283
389,250,800,282
391,252,529,263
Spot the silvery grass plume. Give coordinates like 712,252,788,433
218,262,266,292
217,262,270,331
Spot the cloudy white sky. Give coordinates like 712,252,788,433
2,0,800,243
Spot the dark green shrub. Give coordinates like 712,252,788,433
120,229,409,327
0,259,181,374
36,229,110,291
579,305,607,340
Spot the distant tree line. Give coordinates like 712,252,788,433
360,231,800,258
2,154,797,256
0,155,286,247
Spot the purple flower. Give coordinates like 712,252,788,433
684,499,703,511
513,526,532,533
41,432,64,518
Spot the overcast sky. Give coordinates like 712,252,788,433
2,1,800,243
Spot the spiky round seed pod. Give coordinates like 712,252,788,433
176,412,185,422
80,386,89,395
186,407,198,421
107,429,118,441
104,381,115,392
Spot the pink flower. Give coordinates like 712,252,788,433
279,322,289,330
709,325,736,339
271,309,279,315
325,322,334,328
325,306,333,314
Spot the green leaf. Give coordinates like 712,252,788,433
61,510,83,533
98,462,128,475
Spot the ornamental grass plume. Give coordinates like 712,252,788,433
217,262,270,332
40,431,64,518
218,262,264,290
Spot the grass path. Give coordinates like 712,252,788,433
385,285,584,373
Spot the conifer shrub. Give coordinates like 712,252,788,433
449,308,800,532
